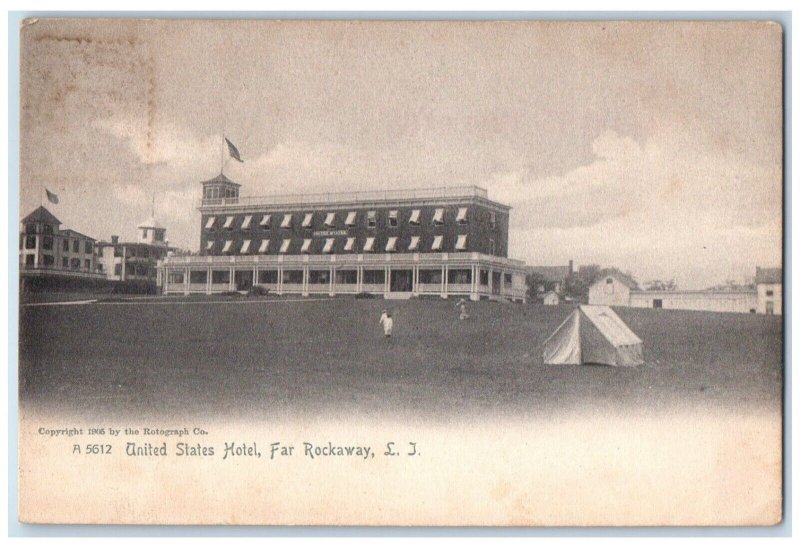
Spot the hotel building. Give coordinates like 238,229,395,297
159,173,528,301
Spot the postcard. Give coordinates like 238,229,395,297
17,18,783,525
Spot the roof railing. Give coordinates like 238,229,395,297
198,185,490,208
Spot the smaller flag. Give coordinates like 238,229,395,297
225,138,243,163
45,188,59,204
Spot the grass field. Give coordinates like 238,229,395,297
19,298,783,421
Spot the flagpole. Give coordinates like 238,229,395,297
220,130,225,175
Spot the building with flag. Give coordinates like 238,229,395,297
19,206,105,290
158,173,528,301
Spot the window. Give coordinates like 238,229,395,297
63,239,69,252
408,236,420,251
419,269,442,284
281,214,293,229
114,264,122,276
155,230,164,242
42,237,53,250
455,235,467,250
222,240,233,253
114,246,123,257
322,238,334,253
367,211,376,228
168,271,185,284
43,224,53,234
70,257,81,269
206,241,215,251
504,273,513,284
363,237,375,252
284,270,303,284
142,228,149,239
72,240,80,253
489,212,497,228
280,239,291,253
456,207,468,224
205,216,216,230
480,269,489,286
489,239,496,255
223,216,234,230
241,215,252,230
386,237,397,252
324,213,336,227
258,240,269,254
84,259,91,270
345,212,357,226
409,210,421,225
301,239,312,253
302,213,313,228
259,214,271,228
448,269,471,284
25,255,35,266
26,223,36,234
335,270,357,284
62,257,69,268
42,254,54,266
190,270,207,284
258,270,278,284
211,270,230,284
143,247,149,258
25,236,36,249
606,278,613,284
431,235,443,251
363,269,385,284
240,240,251,253
389,210,398,227
84,241,92,254
653,299,663,309
766,289,774,297
432,208,444,226
344,237,355,252
309,270,330,284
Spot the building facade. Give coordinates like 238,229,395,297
19,206,103,281
159,175,527,301
628,289,757,314
755,267,782,315
587,272,636,307
96,217,172,286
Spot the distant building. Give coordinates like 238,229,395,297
19,206,103,281
527,260,573,295
587,271,637,307
542,290,561,306
159,174,528,301
589,266,781,315
96,217,173,286
755,267,782,315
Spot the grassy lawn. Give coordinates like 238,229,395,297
19,299,783,421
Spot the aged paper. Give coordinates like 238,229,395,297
17,19,783,525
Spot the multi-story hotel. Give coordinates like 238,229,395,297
19,206,104,281
159,173,528,301
96,217,174,287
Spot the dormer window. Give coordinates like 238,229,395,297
302,213,313,228
409,210,421,225
345,212,357,226
432,209,444,226
324,213,336,227
281,214,292,229
241,215,252,230
223,216,234,230
456,208,468,224
389,210,398,227
367,211,376,228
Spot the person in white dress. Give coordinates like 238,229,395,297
379,309,393,338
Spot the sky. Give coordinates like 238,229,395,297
19,19,783,289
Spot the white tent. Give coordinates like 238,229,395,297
542,305,644,367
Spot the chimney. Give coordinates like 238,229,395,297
568,259,574,274
111,235,119,244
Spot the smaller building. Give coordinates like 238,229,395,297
755,267,782,315
527,261,573,295
587,271,638,307
96,217,174,288
542,290,561,306
628,289,757,314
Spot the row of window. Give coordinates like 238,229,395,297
168,268,513,286
110,246,164,259
206,234,478,254
205,208,496,231
24,223,54,234
23,235,94,254
113,263,157,277
23,254,91,270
